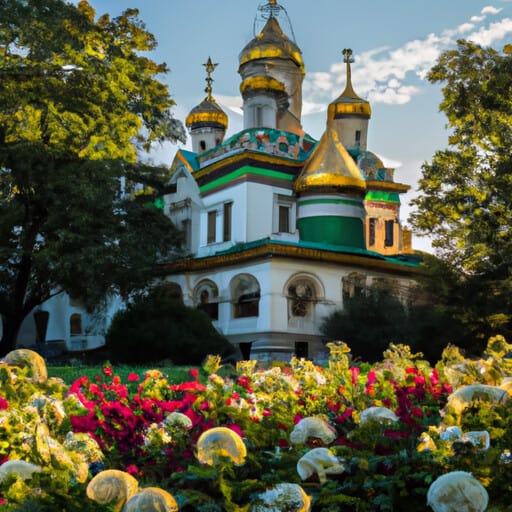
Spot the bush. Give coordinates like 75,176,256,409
321,287,454,363
106,288,234,365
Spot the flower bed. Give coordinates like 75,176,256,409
1,337,512,511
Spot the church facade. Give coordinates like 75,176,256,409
159,0,423,362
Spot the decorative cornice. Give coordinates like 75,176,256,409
159,241,425,276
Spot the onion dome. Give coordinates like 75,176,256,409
185,57,228,131
355,150,385,180
328,48,371,121
238,13,304,74
294,128,366,194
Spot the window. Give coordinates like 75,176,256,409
273,195,295,233
231,274,260,318
70,314,82,335
197,290,218,321
288,280,314,317
199,140,206,151
223,202,232,242
368,218,376,246
385,220,394,247
207,210,216,244
279,205,290,233
255,106,263,126
355,130,361,147
181,219,191,251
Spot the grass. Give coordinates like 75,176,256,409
47,364,198,385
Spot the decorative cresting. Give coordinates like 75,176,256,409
328,48,371,120
294,128,366,247
239,3,304,72
186,57,228,131
238,1,305,131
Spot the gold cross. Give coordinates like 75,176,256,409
203,57,218,100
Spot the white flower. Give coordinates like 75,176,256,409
289,417,336,445
0,460,42,483
252,483,311,512
164,412,192,430
427,471,488,512
446,384,507,415
359,406,398,425
296,447,345,484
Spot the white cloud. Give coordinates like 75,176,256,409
216,95,243,116
301,7,512,108
457,22,475,33
467,17,512,45
481,5,503,14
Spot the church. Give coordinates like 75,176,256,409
159,0,424,362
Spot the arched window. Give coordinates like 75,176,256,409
194,280,219,320
231,274,260,318
70,313,82,335
288,279,315,318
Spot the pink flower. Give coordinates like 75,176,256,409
103,366,113,377
349,366,360,384
0,397,8,410
127,372,140,382
125,464,139,476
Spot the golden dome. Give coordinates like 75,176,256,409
186,57,228,131
185,98,228,130
328,49,371,120
239,16,304,73
294,128,366,193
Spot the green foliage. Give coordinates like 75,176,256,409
0,0,186,353
106,287,235,365
409,40,512,345
320,286,452,362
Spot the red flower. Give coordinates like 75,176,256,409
0,397,8,410
189,368,199,380
103,366,113,377
128,372,140,383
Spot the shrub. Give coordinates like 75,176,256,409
106,288,234,365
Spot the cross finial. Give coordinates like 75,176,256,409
203,56,218,101
340,48,357,97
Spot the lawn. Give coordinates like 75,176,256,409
47,363,198,385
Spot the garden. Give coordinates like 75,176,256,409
1,337,512,511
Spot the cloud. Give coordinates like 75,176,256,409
302,6,512,109
467,17,512,45
481,5,503,14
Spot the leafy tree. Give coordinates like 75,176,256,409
106,285,235,365
321,284,462,363
0,0,186,355
409,40,512,344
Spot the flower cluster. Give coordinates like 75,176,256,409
3,336,512,510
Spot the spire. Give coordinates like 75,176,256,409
186,57,228,153
327,48,371,123
341,48,361,100
203,57,218,101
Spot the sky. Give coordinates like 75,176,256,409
83,0,512,252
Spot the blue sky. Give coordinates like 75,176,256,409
83,0,512,252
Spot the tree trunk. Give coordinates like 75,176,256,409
0,315,23,357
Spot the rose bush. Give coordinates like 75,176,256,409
0,336,512,510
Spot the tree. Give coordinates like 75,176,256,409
409,40,512,344
321,284,462,363
0,0,186,355
106,286,235,365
